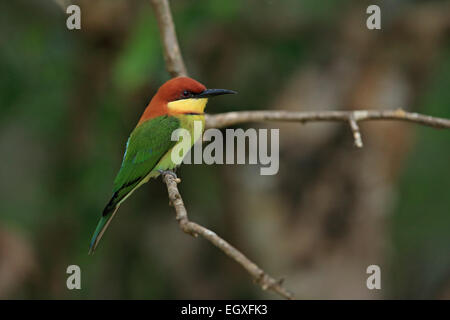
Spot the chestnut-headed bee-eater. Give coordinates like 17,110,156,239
89,77,236,254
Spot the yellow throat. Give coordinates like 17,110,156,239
167,98,208,115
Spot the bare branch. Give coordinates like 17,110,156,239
150,0,187,77
205,109,450,131
161,172,294,300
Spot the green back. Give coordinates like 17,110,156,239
111,115,180,206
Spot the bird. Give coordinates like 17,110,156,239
89,77,236,254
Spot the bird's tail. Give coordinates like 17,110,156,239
88,198,119,255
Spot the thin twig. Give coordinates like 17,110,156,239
150,0,187,77
205,109,450,148
161,172,293,300
205,109,450,129
348,114,363,148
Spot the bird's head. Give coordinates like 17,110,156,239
138,77,236,124
158,77,236,115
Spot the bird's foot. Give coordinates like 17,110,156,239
158,170,180,182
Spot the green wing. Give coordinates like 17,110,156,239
88,115,180,254
110,115,180,210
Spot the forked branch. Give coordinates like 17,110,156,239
150,0,450,300
206,109,450,147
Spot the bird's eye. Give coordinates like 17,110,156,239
182,90,190,97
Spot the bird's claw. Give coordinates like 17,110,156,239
158,170,178,180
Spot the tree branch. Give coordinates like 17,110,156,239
161,172,293,300
150,0,187,77
205,109,450,129
206,109,450,147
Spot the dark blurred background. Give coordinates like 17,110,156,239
0,0,449,299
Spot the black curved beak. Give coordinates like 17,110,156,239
196,88,237,98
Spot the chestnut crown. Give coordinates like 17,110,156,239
156,77,236,102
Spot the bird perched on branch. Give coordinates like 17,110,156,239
89,77,236,254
